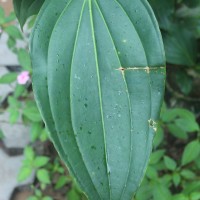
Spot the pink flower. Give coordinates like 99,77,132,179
17,71,30,85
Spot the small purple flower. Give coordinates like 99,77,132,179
17,71,30,85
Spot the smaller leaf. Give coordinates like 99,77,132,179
14,84,26,98
0,7,5,24
0,73,17,84
35,189,42,197
4,25,23,39
164,156,177,171
181,169,196,180
182,140,200,165
174,109,197,122
135,183,153,200
55,175,71,189
153,184,172,200
8,96,20,108
146,166,158,180
172,194,188,200
67,189,81,200
9,108,20,124
190,192,200,200
7,37,16,50
195,157,200,169
34,156,49,168
163,25,197,66
23,106,42,122
18,166,32,182
5,12,16,23
161,109,178,122
153,126,164,148
150,149,165,165
172,173,181,187
160,174,172,185
36,169,50,184
39,129,49,142
175,118,199,132
30,123,42,142
176,70,193,95
24,146,35,161
184,181,200,195
168,124,188,139
42,197,53,200
17,49,32,71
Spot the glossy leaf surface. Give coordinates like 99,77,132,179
15,0,166,199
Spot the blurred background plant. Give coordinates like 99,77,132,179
0,0,200,200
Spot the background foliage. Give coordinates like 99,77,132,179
0,0,200,199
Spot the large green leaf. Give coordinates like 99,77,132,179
13,0,45,28
29,0,165,199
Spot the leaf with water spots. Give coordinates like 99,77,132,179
24,0,166,199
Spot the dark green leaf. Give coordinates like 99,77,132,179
182,140,200,165
163,26,197,66
148,0,175,30
30,0,166,198
13,0,45,28
176,71,193,95
183,0,200,8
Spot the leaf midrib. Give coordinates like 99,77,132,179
94,1,133,199
89,0,111,199
69,1,103,199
